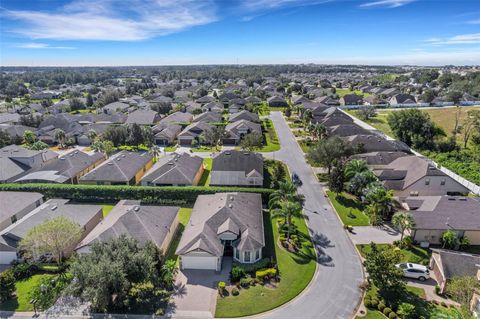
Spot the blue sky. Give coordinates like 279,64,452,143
1,0,479,66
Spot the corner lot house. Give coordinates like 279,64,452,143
210,151,264,186
0,199,102,265
401,196,480,245
375,156,469,196
141,153,204,186
429,249,480,294
0,192,43,232
76,200,179,254
176,192,264,271
15,150,105,184
80,151,154,185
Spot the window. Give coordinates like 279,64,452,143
235,249,239,260
440,179,446,186
244,251,251,262
255,249,260,260
425,179,430,185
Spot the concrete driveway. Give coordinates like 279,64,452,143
167,258,231,318
349,225,402,244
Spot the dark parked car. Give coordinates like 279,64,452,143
292,172,302,186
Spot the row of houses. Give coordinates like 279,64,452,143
0,191,265,273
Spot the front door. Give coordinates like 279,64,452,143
224,240,233,256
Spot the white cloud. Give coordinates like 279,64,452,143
16,43,76,49
3,0,217,41
467,19,480,25
425,33,480,45
243,0,331,11
359,0,415,8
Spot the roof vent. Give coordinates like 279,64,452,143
228,204,233,208
108,162,114,165
459,197,467,201
168,162,174,165
243,152,250,156
117,158,121,161
51,205,57,210
225,151,231,155
448,197,456,201
230,196,234,201
122,154,126,157
74,151,79,154
134,206,140,212
60,157,65,160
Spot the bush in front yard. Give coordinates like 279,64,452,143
230,266,246,282
233,258,271,273
218,281,226,296
240,277,251,288
11,262,39,280
255,268,277,281
388,312,397,319
383,307,392,316
231,287,240,296
0,270,15,302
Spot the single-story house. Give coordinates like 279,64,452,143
202,102,224,113
229,110,260,123
429,249,480,294
154,124,182,146
0,199,102,265
224,120,262,145
343,134,411,154
178,122,213,146
339,94,363,106
76,200,179,254
402,196,480,245
156,112,193,126
80,151,154,185
103,101,130,114
176,192,264,271
350,151,410,169
193,111,223,123
375,156,469,197
125,109,160,125
390,93,417,105
328,124,370,137
141,153,204,186
267,96,288,108
15,150,105,184
196,95,215,104
210,151,264,186
0,192,43,232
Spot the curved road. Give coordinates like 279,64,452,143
257,112,364,319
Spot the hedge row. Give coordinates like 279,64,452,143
0,183,274,206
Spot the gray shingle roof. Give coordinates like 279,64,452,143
432,249,480,279
212,151,263,174
141,153,203,185
80,151,153,182
176,193,264,256
229,110,260,123
76,200,179,251
125,109,159,125
0,192,43,227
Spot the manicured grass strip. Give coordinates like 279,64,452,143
166,208,193,266
191,145,221,152
326,191,370,226
356,244,431,265
215,211,316,317
102,204,115,217
355,309,387,319
0,274,55,311
335,88,371,98
257,118,281,152
164,145,178,152
198,158,212,186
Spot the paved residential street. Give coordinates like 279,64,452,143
253,112,364,319
349,225,401,245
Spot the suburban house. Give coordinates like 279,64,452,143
102,101,130,114
156,112,193,126
0,192,43,232
80,151,154,185
76,200,179,254
176,192,264,271
339,94,363,106
350,151,410,169
141,153,204,186
125,109,160,125
196,95,215,104
154,124,182,146
401,196,480,245
15,150,105,184
328,124,370,137
178,122,213,146
429,249,480,294
375,156,469,196
193,111,223,123
202,102,224,113
0,145,58,183
267,96,288,108
245,96,262,104
343,134,411,153
0,199,102,265
210,151,264,186
229,110,260,123
390,93,417,105
224,120,262,145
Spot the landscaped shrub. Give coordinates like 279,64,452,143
364,299,373,308
230,266,246,282
378,302,386,312
232,258,271,273
240,277,251,288
0,183,274,205
0,270,15,302
11,262,39,280
388,312,397,319
383,307,392,316
231,287,240,296
218,281,226,296
255,268,277,281
370,299,379,308
435,285,441,295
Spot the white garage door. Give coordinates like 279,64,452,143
0,252,17,265
181,256,218,270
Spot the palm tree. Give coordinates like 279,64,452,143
271,200,303,241
365,202,383,226
268,181,304,209
365,186,395,220
344,159,369,180
87,129,97,142
23,130,37,145
54,129,66,148
392,211,415,240
149,145,161,161
315,124,328,140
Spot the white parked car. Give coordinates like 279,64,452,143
396,263,430,281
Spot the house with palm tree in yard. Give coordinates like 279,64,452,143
176,192,264,271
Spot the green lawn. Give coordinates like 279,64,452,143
326,191,370,226
256,119,281,152
263,159,291,188
346,110,394,138
356,244,431,265
102,204,115,217
215,211,316,317
0,274,56,311
356,309,387,319
335,88,371,98
191,145,221,152
164,145,178,152
198,158,212,186
166,208,193,266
